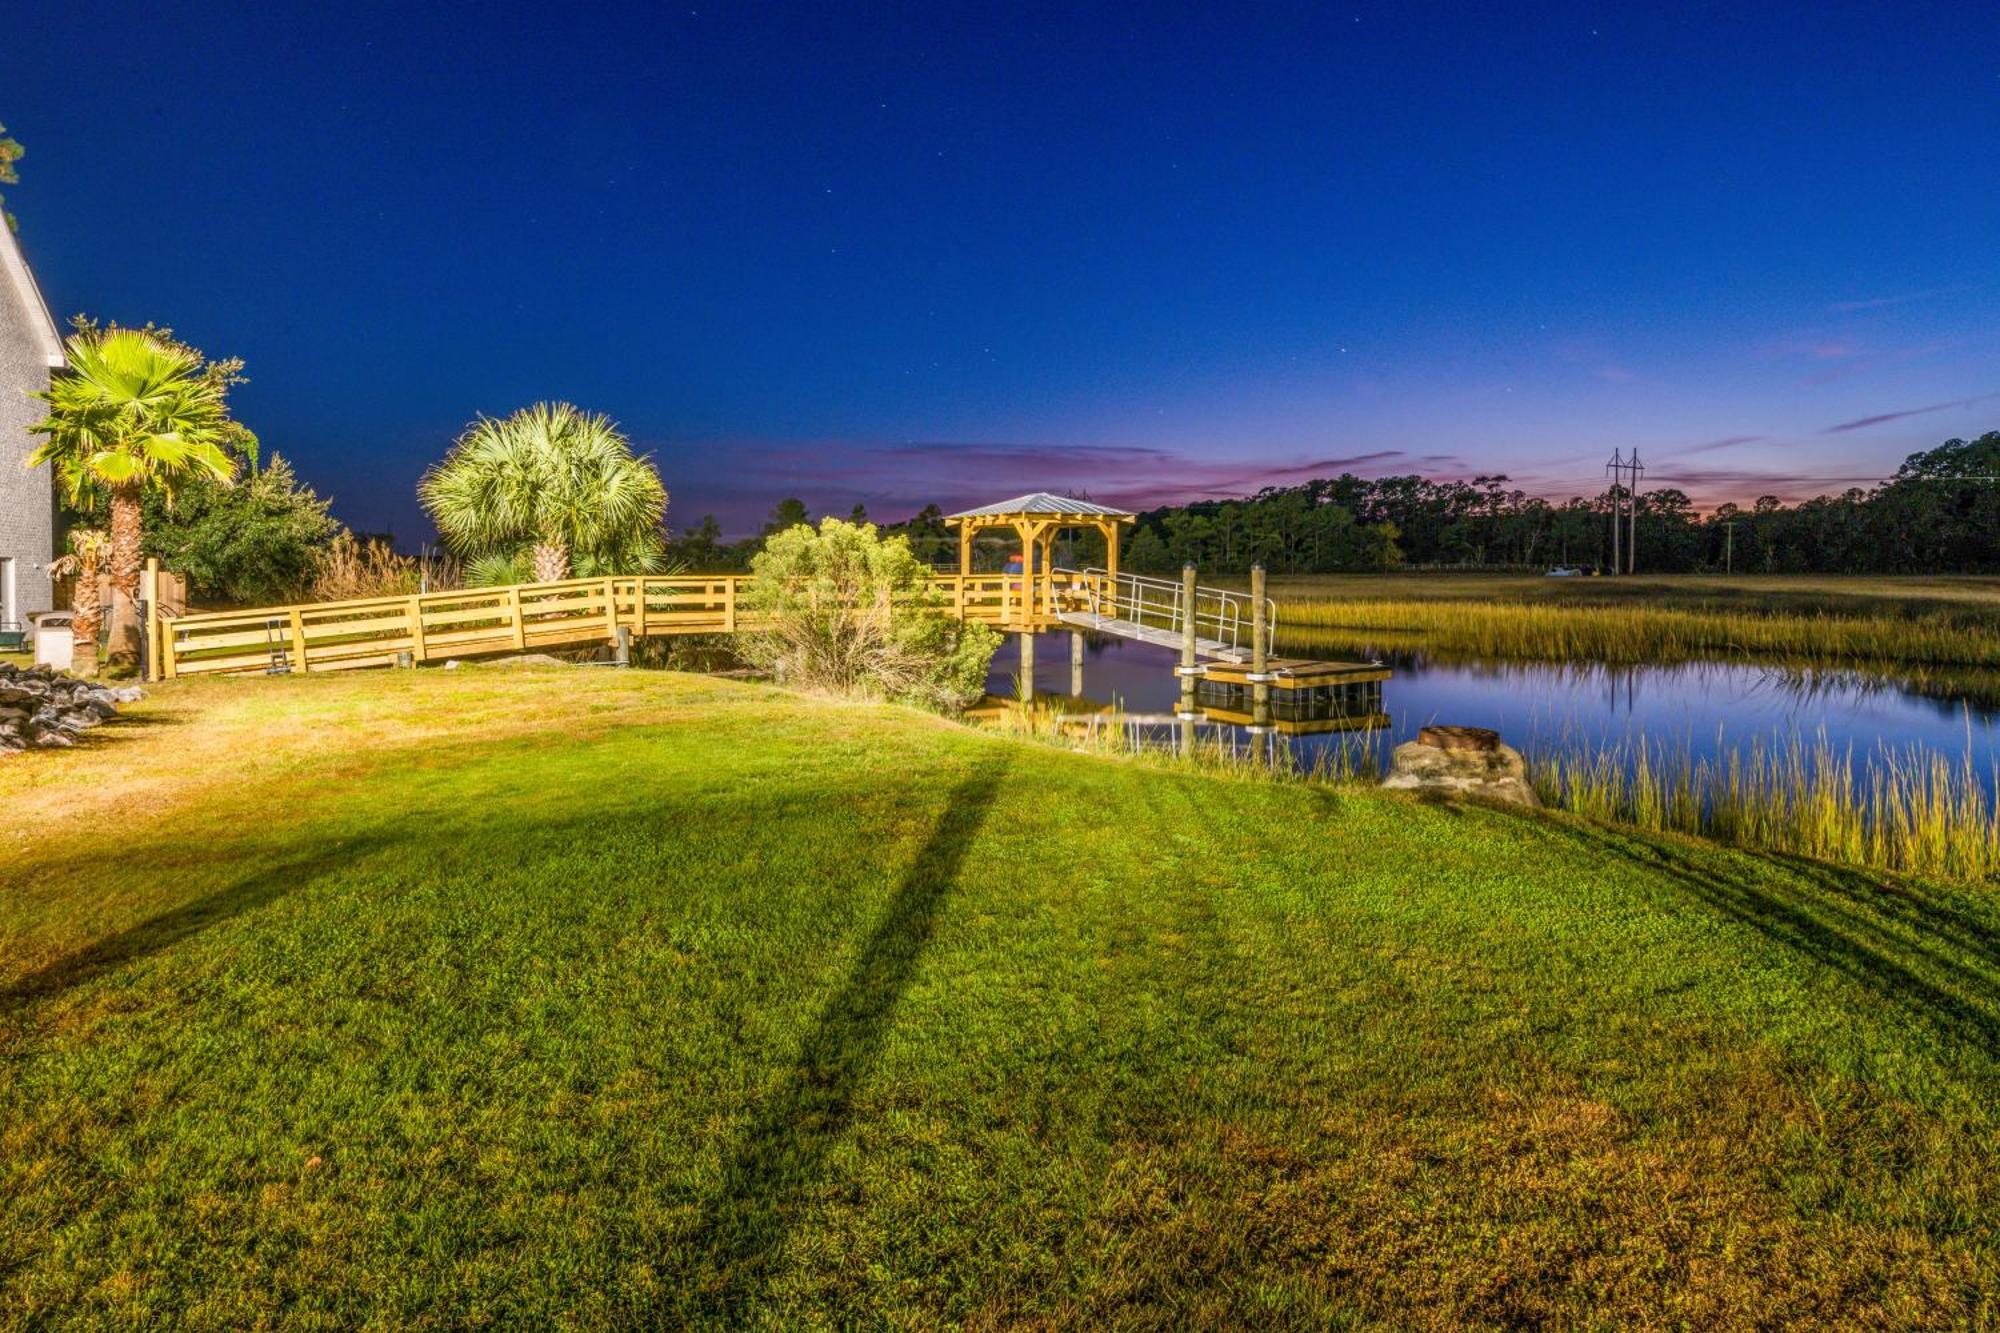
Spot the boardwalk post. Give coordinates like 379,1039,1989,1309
142,557,160,682
1018,629,1036,702
614,626,632,666
1176,563,1200,734
1250,563,1270,766
1070,630,1085,697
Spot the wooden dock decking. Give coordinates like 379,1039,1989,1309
1198,657,1391,690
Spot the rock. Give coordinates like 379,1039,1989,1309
0,660,135,756
1383,726,1540,807
1418,724,1501,753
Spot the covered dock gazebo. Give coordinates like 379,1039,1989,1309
945,491,1133,594
946,493,1135,692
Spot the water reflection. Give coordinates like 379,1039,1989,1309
982,629,2000,794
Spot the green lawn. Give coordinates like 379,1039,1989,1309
4,669,1997,1326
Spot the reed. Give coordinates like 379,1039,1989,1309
311,532,461,602
1280,598,2000,669
1528,728,2000,883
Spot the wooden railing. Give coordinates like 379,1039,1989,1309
159,571,1105,678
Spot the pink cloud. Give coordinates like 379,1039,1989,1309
1822,391,1999,434
660,438,1432,533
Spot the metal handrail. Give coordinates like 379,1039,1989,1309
1067,567,1276,654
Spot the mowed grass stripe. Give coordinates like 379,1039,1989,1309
2,669,1996,1326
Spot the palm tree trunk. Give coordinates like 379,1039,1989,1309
105,484,144,666
71,558,102,677
531,541,570,583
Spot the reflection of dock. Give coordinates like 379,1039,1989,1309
1190,703,1388,736
1197,665,1386,720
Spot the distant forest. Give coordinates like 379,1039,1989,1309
667,431,2000,577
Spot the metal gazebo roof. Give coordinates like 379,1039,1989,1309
944,492,1134,520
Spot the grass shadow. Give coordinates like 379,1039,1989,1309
0,837,385,1021
1543,821,2000,1055
668,755,1010,1320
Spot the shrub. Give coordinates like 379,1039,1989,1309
141,455,339,605
744,518,998,711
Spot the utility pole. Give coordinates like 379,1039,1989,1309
1605,449,1624,575
1626,450,1644,575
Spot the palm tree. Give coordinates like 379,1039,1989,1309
47,528,111,676
28,329,233,664
419,402,667,584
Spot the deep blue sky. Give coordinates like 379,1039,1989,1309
12,2,1999,537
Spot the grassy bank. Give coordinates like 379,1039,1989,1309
5,670,1999,1325
1266,573,2000,669
1271,572,2000,618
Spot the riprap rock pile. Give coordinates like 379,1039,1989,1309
0,663,143,753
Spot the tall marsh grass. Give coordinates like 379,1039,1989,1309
1531,729,2000,882
312,533,462,602
1281,598,2000,669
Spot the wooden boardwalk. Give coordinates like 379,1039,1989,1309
155,566,1388,692
156,571,1107,678
1052,609,1251,663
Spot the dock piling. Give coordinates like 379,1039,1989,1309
1018,631,1036,701
1070,630,1085,697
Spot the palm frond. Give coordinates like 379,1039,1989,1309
419,401,668,573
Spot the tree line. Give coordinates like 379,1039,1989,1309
1112,432,2000,576
665,431,2000,578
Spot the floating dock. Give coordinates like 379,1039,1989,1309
1199,657,1392,690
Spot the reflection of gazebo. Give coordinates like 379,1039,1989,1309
945,492,1135,628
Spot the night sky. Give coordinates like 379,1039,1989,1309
11,3,1999,538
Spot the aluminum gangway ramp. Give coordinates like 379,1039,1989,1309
1053,567,1277,664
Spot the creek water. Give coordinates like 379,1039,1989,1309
984,629,2000,791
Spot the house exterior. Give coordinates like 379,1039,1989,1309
0,221,63,630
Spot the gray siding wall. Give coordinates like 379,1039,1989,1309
0,261,54,625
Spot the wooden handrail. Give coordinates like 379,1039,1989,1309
161,570,1104,677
